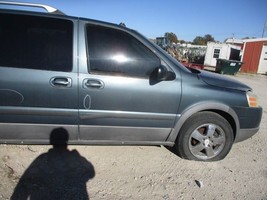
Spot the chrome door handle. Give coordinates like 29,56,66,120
50,77,72,88
84,79,104,89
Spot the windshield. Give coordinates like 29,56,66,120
150,40,192,71
130,29,192,73
150,43,201,74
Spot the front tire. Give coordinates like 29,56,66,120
174,112,234,161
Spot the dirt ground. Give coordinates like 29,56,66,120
0,73,266,200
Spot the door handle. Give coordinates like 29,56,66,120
84,79,104,89
50,77,72,88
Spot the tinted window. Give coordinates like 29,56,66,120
86,25,160,78
0,13,73,72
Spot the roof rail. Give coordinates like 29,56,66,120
0,1,65,15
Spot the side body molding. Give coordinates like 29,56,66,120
167,102,240,143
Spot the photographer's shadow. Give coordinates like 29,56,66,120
11,128,95,200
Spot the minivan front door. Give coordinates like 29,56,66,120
78,22,181,142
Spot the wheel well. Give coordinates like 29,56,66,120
168,104,239,144
202,109,237,139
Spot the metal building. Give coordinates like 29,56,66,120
241,38,267,74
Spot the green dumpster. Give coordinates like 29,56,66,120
216,59,243,75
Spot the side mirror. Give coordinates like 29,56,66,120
149,65,175,85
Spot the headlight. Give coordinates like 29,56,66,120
246,91,259,107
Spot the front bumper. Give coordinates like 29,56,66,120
233,106,263,143
235,127,260,143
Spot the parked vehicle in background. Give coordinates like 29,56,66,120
0,1,262,161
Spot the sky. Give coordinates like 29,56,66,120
1,0,267,42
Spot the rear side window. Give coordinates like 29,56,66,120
86,25,160,78
0,13,73,72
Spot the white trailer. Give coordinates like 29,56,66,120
204,42,241,67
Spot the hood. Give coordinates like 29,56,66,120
198,70,251,92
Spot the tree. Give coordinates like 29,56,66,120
241,36,256,40
192,36,206,45
204,34,215,43
164,32,178,44
192,34,215,45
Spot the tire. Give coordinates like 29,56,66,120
174,111,234,161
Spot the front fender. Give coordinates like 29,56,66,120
167,102,240,143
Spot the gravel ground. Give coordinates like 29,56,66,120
0,73,266,200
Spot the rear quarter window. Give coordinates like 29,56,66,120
0,13,73,72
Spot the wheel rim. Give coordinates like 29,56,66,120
188,123,226,160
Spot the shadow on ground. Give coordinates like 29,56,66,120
11,128,95,200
